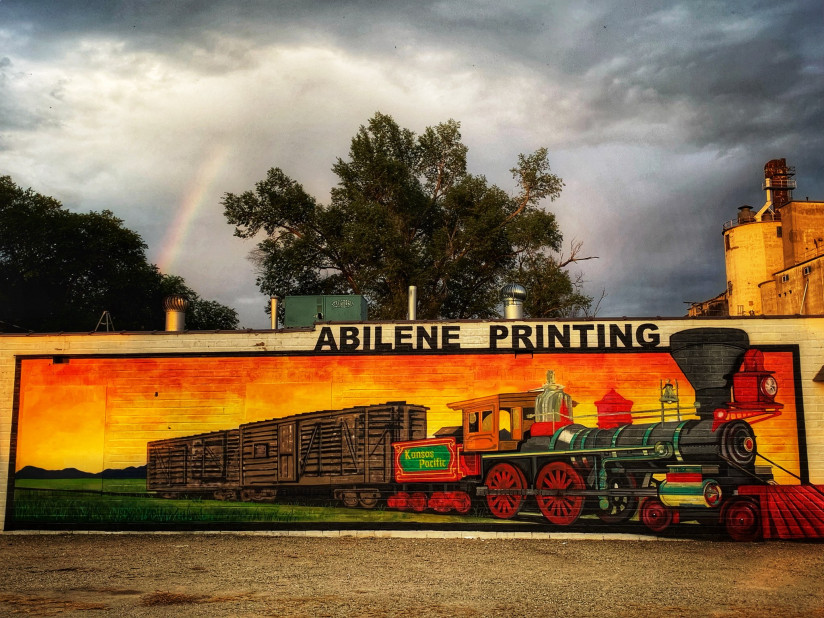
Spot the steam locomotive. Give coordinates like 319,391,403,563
146,328,786,540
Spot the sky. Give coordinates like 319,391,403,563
1,1,823,328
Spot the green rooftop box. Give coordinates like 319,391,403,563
282,295,368,327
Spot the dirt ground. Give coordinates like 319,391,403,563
1,533,823,617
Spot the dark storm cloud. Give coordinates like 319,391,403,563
6,0,821,151
1,0,822,323
548,2,824,151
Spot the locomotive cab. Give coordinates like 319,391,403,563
447,393,536,452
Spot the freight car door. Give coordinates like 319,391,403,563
278,422,297,482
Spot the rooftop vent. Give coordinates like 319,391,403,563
163,295,189,332
737,205,755,224
500,283,527,319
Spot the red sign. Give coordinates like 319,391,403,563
393,437,462,483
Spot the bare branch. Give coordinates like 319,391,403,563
557,238,598,268
584,288,607,318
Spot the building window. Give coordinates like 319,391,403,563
725,235,731,251
777,226,782,238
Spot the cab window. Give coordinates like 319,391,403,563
481,410,493,432
468,409,494,433
499,408,512,440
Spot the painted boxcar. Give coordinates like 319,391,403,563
146,402,427,505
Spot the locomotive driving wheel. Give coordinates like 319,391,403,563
597,473,639,524
723,498,762,541
485,462,527,519
535,461,585,526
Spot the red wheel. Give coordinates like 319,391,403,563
597,474,639,524
535,462,585,525
388,492,410,511
430,492,451,513
451,491,472,515
409,492,428,513
485,463,527,519
723,498,762,541
640,497,673,532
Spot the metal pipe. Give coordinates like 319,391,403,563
800,280,809,315
408,286,417,320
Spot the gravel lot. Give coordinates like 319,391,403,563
1,532,823,617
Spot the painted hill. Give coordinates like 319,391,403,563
15,465,147,479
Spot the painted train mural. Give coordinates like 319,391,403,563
145,328,824,541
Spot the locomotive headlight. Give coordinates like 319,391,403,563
760,375,778,398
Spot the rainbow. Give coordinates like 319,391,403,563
156,143,231,273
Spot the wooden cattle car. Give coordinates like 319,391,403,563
240,402,427,507
145,402,427,506
146,428,240,499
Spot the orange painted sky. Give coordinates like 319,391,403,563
15,351,800,482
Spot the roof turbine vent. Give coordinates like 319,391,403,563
500,283,527,319
163,295,189,332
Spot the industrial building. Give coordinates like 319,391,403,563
690,159,824,317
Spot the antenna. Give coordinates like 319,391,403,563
95,311,115,332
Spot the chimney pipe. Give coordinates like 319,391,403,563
500,283,527,319
270,297,279,329
163,295,189,332
408,286,417,321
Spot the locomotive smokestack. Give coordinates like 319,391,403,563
163,295,189,332
500,283,527,319
669,328,749,419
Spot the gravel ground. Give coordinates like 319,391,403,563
1,533,823,617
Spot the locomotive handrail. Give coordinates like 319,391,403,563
482,486,659,498
482,442,675,460
573,405,700,424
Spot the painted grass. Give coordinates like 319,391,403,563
12,485,500,525
14,478,147,493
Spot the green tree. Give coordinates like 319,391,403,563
157,275,240,331
0,175,239,332
223,112,593,319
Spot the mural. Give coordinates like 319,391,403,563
10,327,824,540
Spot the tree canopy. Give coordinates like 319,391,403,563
224,112,593,319
0,175,239,332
